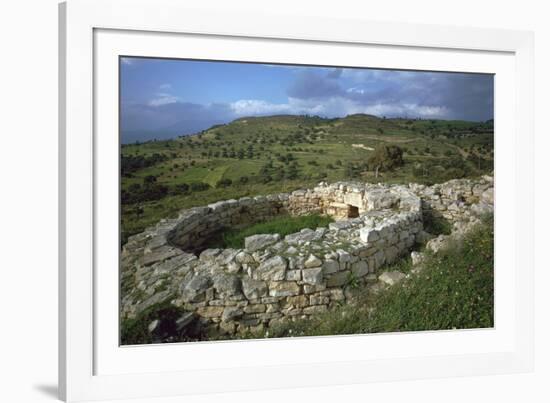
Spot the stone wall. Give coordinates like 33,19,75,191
121,176,493,339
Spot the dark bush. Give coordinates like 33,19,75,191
368,145,404,172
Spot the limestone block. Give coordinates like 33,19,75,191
322,259,339,275
359,227,380,243
241,277,268,300
304,254,323,268
180,274,212,303
221,306,243,322
378,271,406,286
245,234,281,252
268,281,300,297
326,271,350,287
302,267,324,285
255,256,287,281
197,306,224,318
351,260,369,277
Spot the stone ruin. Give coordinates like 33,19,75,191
121,176,494,341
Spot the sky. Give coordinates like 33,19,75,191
120,57,494,143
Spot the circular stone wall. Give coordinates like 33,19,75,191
121,181,424,336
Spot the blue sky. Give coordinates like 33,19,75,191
120,57,494,143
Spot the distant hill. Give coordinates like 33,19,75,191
120,114,493,243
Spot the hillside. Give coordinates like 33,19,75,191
120,114,493,244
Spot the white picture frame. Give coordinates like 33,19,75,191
59,0,534,401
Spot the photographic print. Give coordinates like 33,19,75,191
119,58,494,345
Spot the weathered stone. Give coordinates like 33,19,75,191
226,261,241,274
141,246,181,266
286,246,299,255
359,227,378,243
373,250,386,269
379,271,406,286
235,251,255,264
322,259,339,275
212,274,241,298
222,306,243,322
245,234,281,252
481,188,494,204
215,248,239,265
426,234,450,254
384,246,399,264
255,255,287,281
310,295,330,305
351,260,369,277
326,271,350,287
199,248,221,262
471,202,493,216
286,295,309,308
411,251,426,266
180,275,211,302
241,277,268,300
244,304,266,314
337,249,352,264
302,267,324,285
175,312,195,331
219,321,236,334
196,306,224,318
269,281,300,297
304,254,322,268
285,270,302,281
148,319,159,333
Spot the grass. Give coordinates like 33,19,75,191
205,213,334,249
423,210,453,235
261,215,494,338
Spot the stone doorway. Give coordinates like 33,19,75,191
348,205,359,218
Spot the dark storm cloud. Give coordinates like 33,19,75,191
286,70,345,99
287,69,493,121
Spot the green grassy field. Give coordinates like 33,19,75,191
121,114,493,244
204,214,334,249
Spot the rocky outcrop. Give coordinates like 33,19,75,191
121,176,493,339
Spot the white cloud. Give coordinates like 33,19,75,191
228,96,448,120
362,103,449,118
230,99,291,116
148,93,180,107
346,87,366,95
159,83,172,90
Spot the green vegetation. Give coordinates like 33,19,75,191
262,216,494,338
422,210,453,236
205,214,334,249
121,114,493,245
121,299,185,345
368,144,404,173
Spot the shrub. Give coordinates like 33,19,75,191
368,145,404,172
216,178,233,188
189,182,210,192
